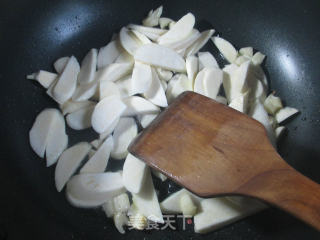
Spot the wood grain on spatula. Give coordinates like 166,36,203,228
129,91,320,230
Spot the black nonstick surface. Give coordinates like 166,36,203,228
0,0,319,239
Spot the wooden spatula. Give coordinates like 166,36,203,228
129,91,320,230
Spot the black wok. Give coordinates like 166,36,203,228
0,0,319,239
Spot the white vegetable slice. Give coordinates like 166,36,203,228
215,96,228,105
119,27,142,55
53,56,80,104
132,169,164,223
193,68,206,95
45,109,68,167
151,169,167,181
157,13,195,45
91,96,127,134
114,212,128,234
166,29,200,51
99,117,120,140
71,80,98,102
160,80,168,92
185,29,215,57
250,100,276,146
235,55,251,66
144,68,168,107
138,113,158,128
166,74,192,103
90,139,102,149
198,52,219,70
95,62,133,83
123,154,147,194
264,93,283,115
80,135,114,173
115,50,134,63
111,117,138,160
131,61,152,95
131,30,152,44
180,193,197,216
159,17,173,29
88,149,96,159
97,41,122,69
252,51,266,65
99,81,121,101
77,48,97,85
186,55,198,86
103,199,115,217
66,172,125,208
55,142,91,192
66,105,95,130
160,189,202,214
27,70,57,88
142,6,163,27
29,109,58,158
60,100,95,115
239,47,253,57
228,92,249,113
115,75,133,98
275,126,286,139
156,68,173,82
127,24,167,41
134,43,186,72
194,197,265,234
212,36,238,63
275,107,299,124
122,96,160,117
54,56,69,73
113,193,130,213
202,67,223,100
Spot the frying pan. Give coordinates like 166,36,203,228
0,0,319,239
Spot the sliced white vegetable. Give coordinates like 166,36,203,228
99,81,121,100
66,172,125,208
193,68,206,95
166,29,200,52
131,30,152,44
91,96,127,134
156,68,173,82
46,79,64,104
119,27,142,55
54,56,69,73
212,36,238,63
142,6,163,27
250,100,276,146
252,51,266,65
45,109,68,167
111,117,138,160
60,100,95,115
134,43,186,72
138,113,158,128
202,67,223,100
115,75,133,98
264,94,283,115
90,139,102,149
250,79,267,103
186,55,198,86
275,126,286,139
72,80,98,101
185,29,215,57
180,193,197,216
144,68,168,107
123,154,147,193
151,169,167,181
97,41,121,69
80,135,114,173
27,70,57,89
275,107,299,124
131,61,152,95
55,142,91,192
66,105,95,130
127,24,167,41
77,48,97,85
268,116,278,129
87,149,96,159
194,197,265,234
132,169,164,223
239,47,253,57
235,55,251,66
157,13,195,45
160,80,168,92
103,199,115,218
228,92,249,113
99,117,120,140
29,109,58,158
115,50,134,63
122,96,160,117
53,56,80,104
159,17,173,29
160,189,202,214
113,212,128,234
215,96,228,105
166,74,192,103
95,62,133,83
113,192,130,213
198,52,219,70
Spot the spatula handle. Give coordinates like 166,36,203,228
238,164,320,230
